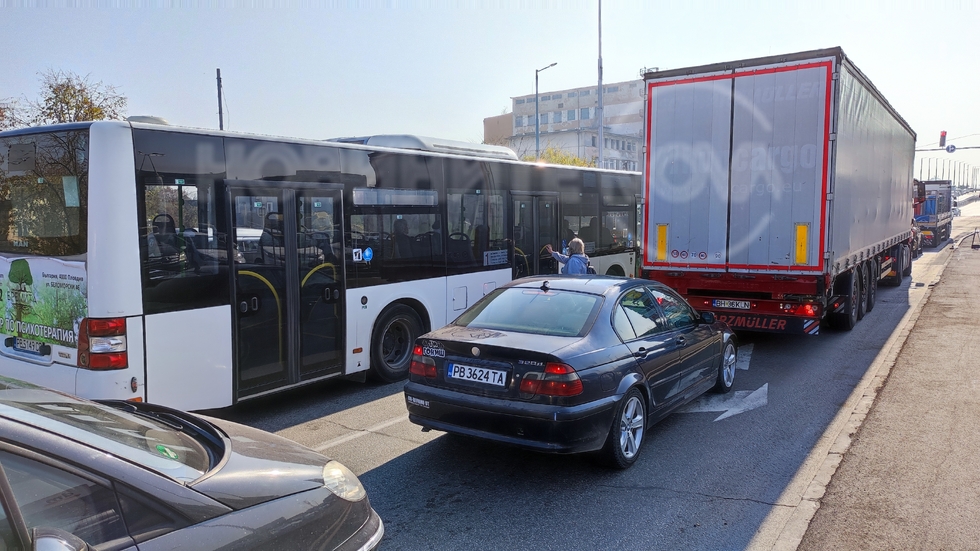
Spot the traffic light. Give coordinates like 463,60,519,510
940,130,947,147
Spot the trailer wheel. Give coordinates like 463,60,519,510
866,260,878,313
856,264,868,320
881,246,903,287
830,270,859,331
902,243,913,277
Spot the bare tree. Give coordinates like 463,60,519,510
0,99,15,130
3,70,127,129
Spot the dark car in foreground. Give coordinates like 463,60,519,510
0,377,383,551
404,276,737,469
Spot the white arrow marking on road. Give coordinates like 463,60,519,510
679,383,768,421
737,343,753,370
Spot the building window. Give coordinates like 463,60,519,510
606,86,619,93
592,136,597,147
580,90,591,96
568,91,577,98
553,111,561,123
516,99,525,105
514,115,523,127
604,138,609,149
567,110,576,121
540,113,549,124
541,95,550,101
581,108,590,120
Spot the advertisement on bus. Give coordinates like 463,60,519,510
0,256,87,360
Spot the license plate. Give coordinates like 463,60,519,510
14,338,43,354
447,363,507,387
713,300,750,310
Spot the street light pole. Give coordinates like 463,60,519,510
535,62,557,160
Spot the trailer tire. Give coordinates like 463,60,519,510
830,270,859,331
866,260,878,313
857,264,868,320
902,243,913,277
881,246,903,287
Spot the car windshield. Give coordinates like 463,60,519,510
0,377,211,483
455,286,601,337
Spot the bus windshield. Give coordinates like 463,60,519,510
0,130,88,257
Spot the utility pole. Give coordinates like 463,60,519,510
597,0,604,169
217,68,224,131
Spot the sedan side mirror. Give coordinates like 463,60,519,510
32,527,90,551
699,311,716,324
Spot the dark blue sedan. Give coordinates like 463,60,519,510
404,276,738,469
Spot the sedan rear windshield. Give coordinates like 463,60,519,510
455,287,601,337
0,380,210,483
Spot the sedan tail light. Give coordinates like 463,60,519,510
519,362,583,397
410,345,437,378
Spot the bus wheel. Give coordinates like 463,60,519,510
605,265,625,277
371,304,423,383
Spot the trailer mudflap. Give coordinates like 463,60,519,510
713,312,821,335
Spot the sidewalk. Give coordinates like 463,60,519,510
796,238,980,550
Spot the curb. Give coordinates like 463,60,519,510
752,241,959,551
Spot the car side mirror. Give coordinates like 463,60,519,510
699,311,716,324
32,527,90,551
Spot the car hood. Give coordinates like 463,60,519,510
191,416,330,510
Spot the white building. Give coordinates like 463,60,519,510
484,79,645,170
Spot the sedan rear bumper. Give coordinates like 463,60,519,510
404,382,620,454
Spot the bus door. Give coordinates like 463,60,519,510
512,193,559,277
226,182,345,399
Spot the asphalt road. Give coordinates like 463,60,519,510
213,212,964,551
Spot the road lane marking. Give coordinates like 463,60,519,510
679,384,768,421
313,414,410,452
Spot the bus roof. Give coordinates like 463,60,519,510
327,134,519,161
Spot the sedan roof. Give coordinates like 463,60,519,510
505,275,647,295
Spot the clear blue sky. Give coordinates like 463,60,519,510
2,0,979,178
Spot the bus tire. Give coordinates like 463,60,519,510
370,304,423,383
605,264,626,277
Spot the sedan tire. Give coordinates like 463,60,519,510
598,388,646,469
712,339,737,393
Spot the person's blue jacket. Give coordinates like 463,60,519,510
550,251,590,274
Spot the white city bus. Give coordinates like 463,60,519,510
0,120,641,410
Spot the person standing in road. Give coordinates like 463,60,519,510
546,238,590,275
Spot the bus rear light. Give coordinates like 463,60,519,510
78,317,128,371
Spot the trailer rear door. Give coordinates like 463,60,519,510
643,56,835,274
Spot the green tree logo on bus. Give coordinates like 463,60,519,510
8,259,35,321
